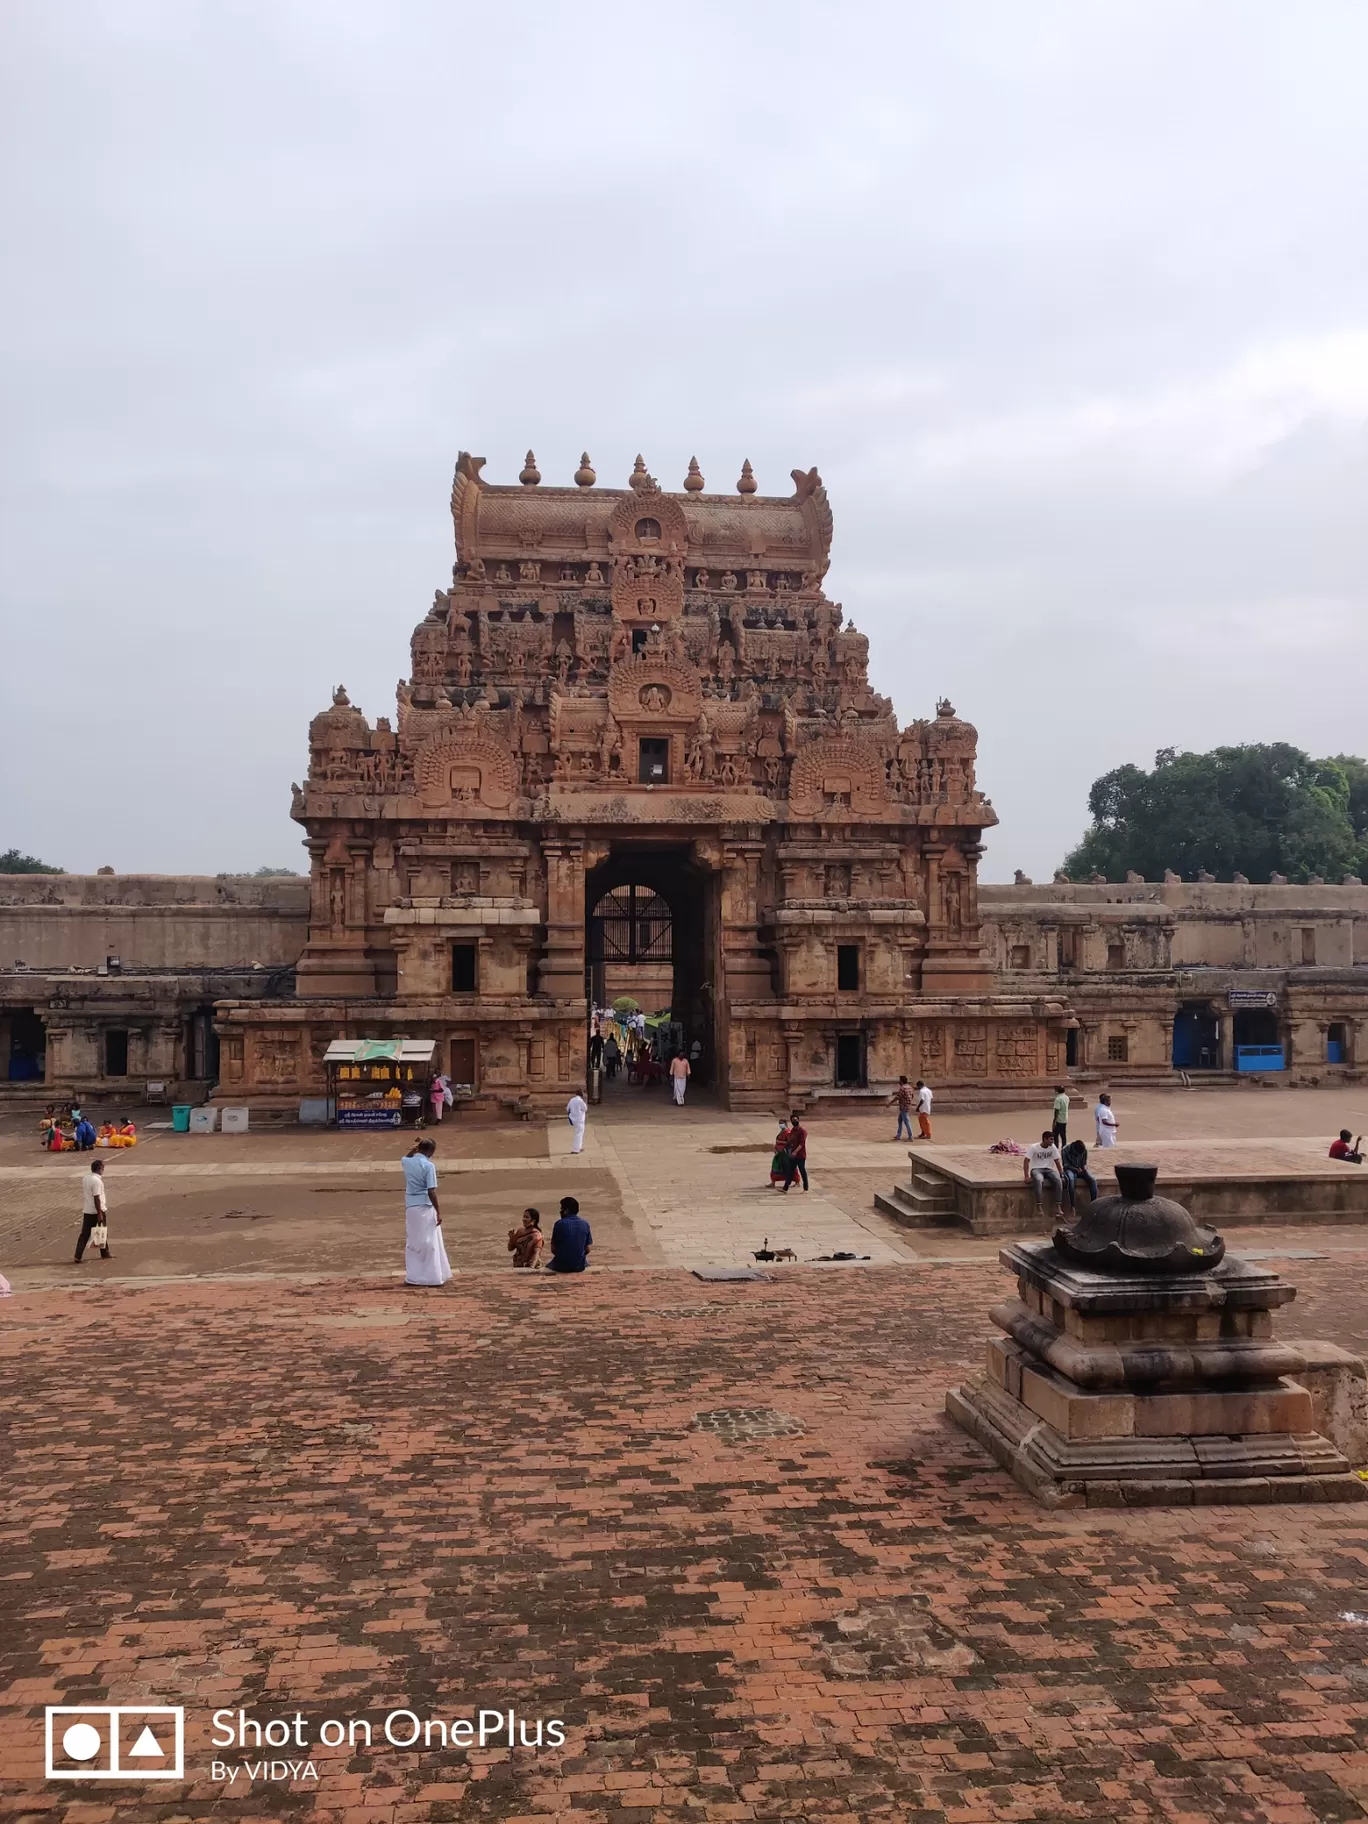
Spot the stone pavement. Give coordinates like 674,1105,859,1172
6,1259,1368,1821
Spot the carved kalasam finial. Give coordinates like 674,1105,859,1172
332,684,350,707
629,455,651,492
737,459,757,495
935,697,955,718
574,452,596,487
683,456,705,492
519,450,541,486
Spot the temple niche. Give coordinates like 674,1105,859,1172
217,452,1069,1111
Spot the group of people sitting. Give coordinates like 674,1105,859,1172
1022,1133,1098,1214
506,1198,593,1272
40,1106,137,1153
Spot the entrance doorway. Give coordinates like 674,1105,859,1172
1172,1002,1219,1070
2,1007,45,1081
585,846,717,1092
186,1005,220,1084
835,1033,865,1087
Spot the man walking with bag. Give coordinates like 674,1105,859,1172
75,1158,112,1261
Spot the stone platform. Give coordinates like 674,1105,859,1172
948,1240,1368,1509
877,1137,1368,1235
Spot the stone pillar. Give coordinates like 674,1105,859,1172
920,838,993,995
719,840,771,1001
537,839,587,1005
1219,1010,1235,1071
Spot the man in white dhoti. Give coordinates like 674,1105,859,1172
1094,1094,1119,1148
567,1090,588,1155
402,1138,452,1287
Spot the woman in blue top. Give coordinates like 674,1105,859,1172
401,1138,451,1287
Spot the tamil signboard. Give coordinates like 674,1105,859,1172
336,1104,403,1130
1228,989,1277,1008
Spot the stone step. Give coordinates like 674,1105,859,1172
874,1181,963,1229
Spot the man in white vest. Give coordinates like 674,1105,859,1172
567,1089,588,1155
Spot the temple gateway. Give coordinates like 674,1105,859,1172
216,452,1070,1110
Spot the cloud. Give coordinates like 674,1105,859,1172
0,0,1365,883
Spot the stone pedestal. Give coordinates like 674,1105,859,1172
948,1241,1367,1508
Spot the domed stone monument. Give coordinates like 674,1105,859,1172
947,1165,1366,1507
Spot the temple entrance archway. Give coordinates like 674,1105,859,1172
585,846,718,1093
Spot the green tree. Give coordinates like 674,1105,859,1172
0,848,64,874
1322,755,1368,873
1062,744,1358,883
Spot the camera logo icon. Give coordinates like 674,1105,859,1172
45,1706,185,1781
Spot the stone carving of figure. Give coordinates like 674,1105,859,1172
495,564,512,584
944,874,963,932
609,622,631,666
640,684,669,713
396,678,412,710
329,872,345,926
697,719,715,781
291,781,305,817
694,569,709,591
585,560,604,586
519,560,541,584
717,640,735,685
720,571,738,592
774,573,791,594
747,570,767,593
553,639,573,684
454,651,473,686
561,564,577,584
463,557,486,582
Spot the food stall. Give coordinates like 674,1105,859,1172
324,1038,436,1129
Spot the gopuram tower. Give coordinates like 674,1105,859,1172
217,453,1070,1110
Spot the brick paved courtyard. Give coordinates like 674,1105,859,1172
6,1252,1368,1822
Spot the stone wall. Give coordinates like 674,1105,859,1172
981,881,1368,1081
0,875,310,971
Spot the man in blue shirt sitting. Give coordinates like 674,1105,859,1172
548,1195,593,1273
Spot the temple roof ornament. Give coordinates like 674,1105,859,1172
737,459,757,496
518,450,541,486
628,455,651,493
574,452,596,487
684,456,704,492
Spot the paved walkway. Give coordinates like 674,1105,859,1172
6,1261,1368,1821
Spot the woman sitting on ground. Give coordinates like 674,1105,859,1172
507,1207,545,1268
108,1117,137,1147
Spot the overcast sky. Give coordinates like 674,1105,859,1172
2,1,1365,882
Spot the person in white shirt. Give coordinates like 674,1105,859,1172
567,1090,588,1154
1094,1094,1119,1148
400,1138,451,1287
912,1080,933,1140
75,1158,112,1261
1022,1132,1063,1214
